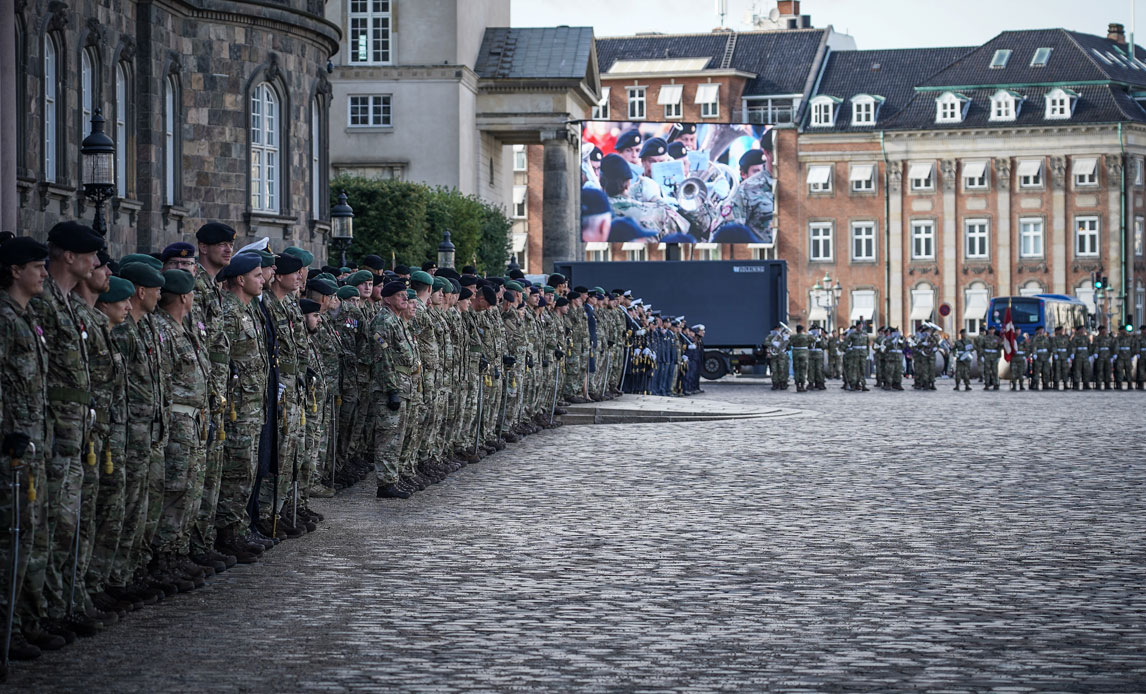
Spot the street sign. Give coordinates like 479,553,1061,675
938,303,951,317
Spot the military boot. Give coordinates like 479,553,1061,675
7,632,43,661
23,625,67,651
191,551,228,574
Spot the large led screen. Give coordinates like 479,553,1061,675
580,121,773,245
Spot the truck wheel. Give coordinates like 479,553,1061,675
702,351,728,380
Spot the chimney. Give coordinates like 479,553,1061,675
778,1,800,16
1109,22,1126,44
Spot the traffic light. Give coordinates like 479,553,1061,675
1093,273,1105,290
1126,317,1135,332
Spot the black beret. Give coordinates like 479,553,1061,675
299,297,321,315
217,253,261,280
667,142,687,160
459,275,477,287
555,297,569,307
47,221,104,253
739,149,765,173
274,253,304,275
421,261,437,271
160,242,195,262
307,278,337,296
480,285,497,305
573,285,588,293
600,154,631,187
436,267,461,281
461,265,476,275
503,290,517,303
380,281,407,297
361,254,385,271
0,236,49,266
119,262,166,289
458,287,473,300
195,222,236,245
96,249,111,267
160,269,195,294
567,291,582,300
508,269,525,280
547,273,566,287
394,264,411,275
448,277,461,293
589,146,603,162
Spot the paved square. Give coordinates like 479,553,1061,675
9,381,1146,692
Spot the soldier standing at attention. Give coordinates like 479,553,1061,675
1029,327,1052,390
807,326,826,391
766,326,789,390
789,325,811,392
884,327,905,391
1092,325,1115,390
1114,325,1136,390
1051,326,1070,390
845,323,871,392
827,329,842,380
372,282,419,500
1069,325,1092,390
980,327,1002,390
952,329,974,391
1009,333,1029,391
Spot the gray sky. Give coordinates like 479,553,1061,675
512,0,1135,49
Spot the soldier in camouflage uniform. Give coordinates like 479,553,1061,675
808,326,826,390
371,282,420,499
952,329,975,391
827,329,843,379
1008,333,1029,391
303,278,341,498
1069,325,1092,390
0,237,57,656
1114,325,1136,389
30,222,103,639
726,150,774,243
884,328,905,391
1029,327,1053,390
789,325,811,392
1091,326,1115,390
766,327,788,390
1051,326,1071,390
844,323,870,392
979,327,1002,390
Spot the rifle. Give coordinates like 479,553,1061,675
4,442,30,673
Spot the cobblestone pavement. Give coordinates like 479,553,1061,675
10,379,1146,692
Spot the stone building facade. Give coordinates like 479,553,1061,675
5,0,339,259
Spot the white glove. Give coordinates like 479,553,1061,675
636,329,647,336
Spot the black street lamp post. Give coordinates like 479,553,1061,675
80,109,116,236
437,229,455,270
330,190,354,267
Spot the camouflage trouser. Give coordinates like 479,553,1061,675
809,350,825,388
336,387,358,465
827,354,841,379
259,384,299,522
1138,352,1146,384
111,412,151,586
415,372,444,463
954,359,971,386
74,428,100,612
1116,355,1134,384
301,385,329,499
372,395,410,485
792,351,808,387
562,353,585,398
216,409,261,534
770,353,788,387
137,420,169,572
482,374,500,442
1034,357,1051,387
844,352,865,388
1093,356,1113,386
1071,353,1090,387
154,410,206,556
400,391,424,476
2,448,43,632
86,423,126,596
886,352,903,388
44,404,86,620
191,417,225,555
1008,358,1025,387
1052,355,1069,386
350,369,372,460
914,354,931,388
983,357,1000,386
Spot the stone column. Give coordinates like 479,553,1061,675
941,158,957,332
0,1,16,232
887,160,904,329
995,158,1012,295
1050,155,1067,294
541,126,579,273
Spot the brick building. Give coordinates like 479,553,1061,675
3,0,338,258
791,24,1146,333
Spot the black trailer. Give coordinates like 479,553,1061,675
553,260,788,379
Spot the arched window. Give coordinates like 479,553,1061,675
164,76,178,205
43,34,59,182
1019,279,1044,297
115,63,129,197
81,48,94,137
311,97,322,219
251,82,280,213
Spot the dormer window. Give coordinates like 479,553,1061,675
810,95,841,127
990,49,1012,68
990,90,1021,121
850,94,884,126
935,92,969,124
1045,88,1078,120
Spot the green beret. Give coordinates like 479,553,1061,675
282,246,315,267
98,276,135,303
316,272,338,284
306,278,338,296
431,277,448,292
504,280,524,292
255,250,276,268
120,253,163,271
406,288,417,299
592,286,605,295
409,270,434,288
543,286,555,294
338,266,352,274
118,262,166,289
336,285,360,300
161,269,195,294
346,270,374,286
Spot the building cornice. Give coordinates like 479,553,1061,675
601,69,756,81
167,0,341,55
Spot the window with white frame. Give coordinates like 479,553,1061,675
696,83,719,118
693,243,722,260
1135,158,1144,186
965,218,989,259
990,90,1019,121
850,222,875,261
1017,159,1043,188
164,77,177,205
850,163,875,192
963,160,988,190
807,164,832,193
114,63,128,196
1045,88,1076,119
627,87,646,120
750,245,776,260
964,283,990,334
990,49,1012,68
1074,216,1099,257
1019,217,1044,258
250,82,280,213
586,244,611,262
1072,156,1098,187
625,245,647,262
809,96,836,127
1136,215,1144,256
81,49,94,144
592,87,610,120
1031,46,1053,67
909,162,935,191
512,185,527,219
311,98,323,219
911,220,935,260
851,95,880,126
852,289,877,328
349,0,392,64
43,35,58,182
745,98,794,125
513,144,527,172
809,222,833,261
935,92,966,123
658,84,683,119
348,95,391,127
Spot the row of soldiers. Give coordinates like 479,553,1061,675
763,322,1146,392
1,220,696,674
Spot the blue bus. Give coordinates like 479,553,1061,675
986,294,1090,334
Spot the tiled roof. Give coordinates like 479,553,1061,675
805,46,974,132
474,27,595,80
596,29,827,96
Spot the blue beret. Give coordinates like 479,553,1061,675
588,146,603,162
599,154,631,188
195,222,236,245
98,276,135,304
615,130,642,152
711,223,764,244
739,149,765,173
47,221,104,254
607,217,659,243
581,187,611,218
660,232,697,244
667,142,687,159
0,236,49,266
218,252,261,280
640,137,668,159
160,242,196,262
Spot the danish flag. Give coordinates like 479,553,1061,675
1001,305,1017,362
